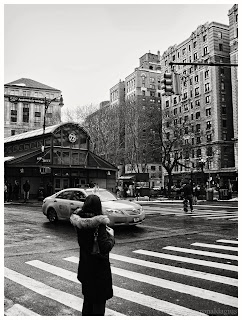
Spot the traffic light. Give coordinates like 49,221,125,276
161,72,173,95
161,72,181,95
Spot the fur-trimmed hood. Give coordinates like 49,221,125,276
70,210,110,229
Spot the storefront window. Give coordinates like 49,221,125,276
72,152,79,165
53,150,62,164
62,151,70,165
80,152,87,165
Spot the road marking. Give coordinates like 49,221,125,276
65,254,237,286
191,243,238,252
229,218,238,221
163,246,238,260
217,240,238,244
110,267,237,308
4,267,123,316
5,304,40,316
26,260,206,316
134,249,238,272
206,215,238,220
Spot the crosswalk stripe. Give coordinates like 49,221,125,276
163,246,238,260
4,267,123,316
190,213,237,218
217,240,238,244
191,243,238,252
26,260,206,316
229,218,238,221
206,215,238,220
4,304,40,316
64,254,237,286
134,249,238,272
110,266,237,308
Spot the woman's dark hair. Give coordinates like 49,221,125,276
82,194,102,216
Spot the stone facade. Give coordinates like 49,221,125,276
4,78,63,138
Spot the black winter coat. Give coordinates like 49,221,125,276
73,212,115,303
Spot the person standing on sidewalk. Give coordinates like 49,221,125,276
181,180,194,212
23,180,30,203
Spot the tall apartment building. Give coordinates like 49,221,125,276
4,78,63,138
228,4,238,170
124,52,163,188
160,21,236,188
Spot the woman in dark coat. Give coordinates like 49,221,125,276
70,194,115,316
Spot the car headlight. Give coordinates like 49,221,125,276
106,209,125,216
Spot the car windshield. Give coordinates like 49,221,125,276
85,189,117,202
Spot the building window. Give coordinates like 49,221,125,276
166,100,169,108
173,108,177,115
193,41,197,48
206,108,211,116
173,97,177,105
195,111,200,119
194,52,198,60
183,92,187,100
219,43,223,51
194,75,199,83
203,34,207,42
196,148,201,157
223,133,227,140
10,104,17,122
23,104,30,123
207,146,213,156
11,130,16,136
151,165,156,171
195,87,199,96
196,124,201,133
203,46,208,55
222,119,227,127
207,134,212,142
222,106,227,114
221,81,225,90
205,95,210,104
206,121,211,130
150,77,155,83
195,100,200,107
196,136,201,144
205,83,210,92
34,104,41,123
205,70,209,79
217,32,222,39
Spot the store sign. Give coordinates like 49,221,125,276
9,96,44,104
69,132,77,143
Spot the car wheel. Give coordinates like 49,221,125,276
47,208,58,223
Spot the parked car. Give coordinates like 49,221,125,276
42,187,145,226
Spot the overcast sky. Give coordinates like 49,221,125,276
4,1,235,115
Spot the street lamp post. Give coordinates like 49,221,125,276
41,95,64,154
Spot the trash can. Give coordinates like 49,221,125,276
206,188,214,201
219,189,229,200
37,186,45,201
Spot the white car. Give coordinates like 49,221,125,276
42,187,145,226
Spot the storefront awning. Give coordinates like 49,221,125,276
4,156,15,162
118,175,135,180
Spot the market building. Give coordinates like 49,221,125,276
4,122,117,200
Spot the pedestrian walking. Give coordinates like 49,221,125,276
23,180,30,203
7,182,12,202
181,180,194,212
13,180,20,201
70,194,115,316
4,181,8,202
193,185,200,205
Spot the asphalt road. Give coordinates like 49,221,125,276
4,202,238,316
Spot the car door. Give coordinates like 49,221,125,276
70,190,86,214
54,190,73,219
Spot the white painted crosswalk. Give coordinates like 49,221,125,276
4,238,238,316
144,205,238,221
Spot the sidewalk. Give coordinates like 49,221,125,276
4,196,238,207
